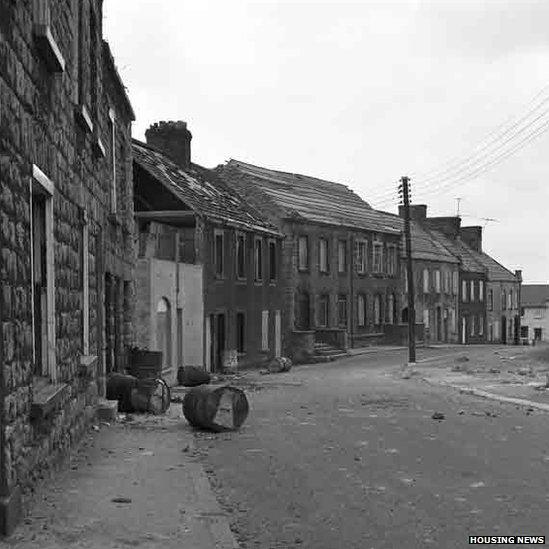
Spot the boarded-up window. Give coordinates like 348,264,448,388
470,280,475,302
319,238,329,273
435,270,441,293
357,294,366,327
298,236,308,270
374,295,381,325
261,310,269,350
387,246,397,275
453,272,458,294
479,280,484,301
214,230,224,277
423,269,429,293
462,280,467,302
388,294,395,324
338,240,346,273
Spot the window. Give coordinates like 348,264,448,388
236,312,245,353
268,240,277,282
33,0,65,73
298,236,308,270
470,315,476,336
479,315,484,336
452,271,458,294
319,238,329,273
31,165,56,380
318,295,329,327
423,269,429,293
387,246,397,276
261,310,269,351
236,233,246,279
357,294,366,327
479,280,484,301
435,270,441,293
462,280,468,302
337,295,348,327
404,272,408,293
502,290,507,310
423,309,430,328
508,290,513,310
374,295,382,325
109,109,117,213
373,242,383,273
254,238,263,281
214,230,224,277
470,280,475,302
387,294,395,324
356,240,367,274
488,289,493,311
338,240,347,273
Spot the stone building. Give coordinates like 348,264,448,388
397,206,460,344
216,160,406,362
0,0,135,533
520,285,549,343
133,123,284,373
460,227,522,344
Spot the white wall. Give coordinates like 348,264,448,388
521,301,549,342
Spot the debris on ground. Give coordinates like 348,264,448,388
457,410,465,415
177,366,211,387
431,412,445,420
455,355,470,363
488,368,501,374
111,497,132,504
267,357,293,374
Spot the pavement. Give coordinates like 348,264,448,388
4,406,239,549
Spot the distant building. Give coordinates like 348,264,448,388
216,160,408,362
133,123,283,374
0,1,135,534
520,285,549,343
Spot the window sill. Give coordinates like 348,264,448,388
79,355,98,378
34,24,65,73
75,104,94,134
31,380,70,420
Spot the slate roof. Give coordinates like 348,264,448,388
133,141,280,236
472,252,518,282
521,285,549,307
428,231,487,274
405,222,460,263
218,160,401,234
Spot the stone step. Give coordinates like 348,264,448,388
315,348,345,356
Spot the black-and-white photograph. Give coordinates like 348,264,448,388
0,0,548,547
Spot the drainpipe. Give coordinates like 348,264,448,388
349,233,354,350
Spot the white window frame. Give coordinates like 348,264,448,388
435,270,441,293
337,240,346,273
479,280,484,302
356,240,367,274
470,315,476,336
508,291,513,310
30,165,57,382
462,280,467,302
372,241,383,273
387,245,397,276
423,309,429,328
470,280,475,302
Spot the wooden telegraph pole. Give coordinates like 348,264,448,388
399,176,416,365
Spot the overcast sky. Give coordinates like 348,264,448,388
104,0,548,284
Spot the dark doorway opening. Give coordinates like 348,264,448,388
501,315,507,344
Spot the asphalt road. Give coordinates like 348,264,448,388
195,348,549,549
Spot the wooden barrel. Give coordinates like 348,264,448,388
182,385,249,432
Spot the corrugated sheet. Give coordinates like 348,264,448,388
221,160,401,234
133,141,280,235
522,285,549,307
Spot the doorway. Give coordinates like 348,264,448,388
501,315,507,344
295,292,310,330
156,297,172,372
436,307,442,342
210,313,226,372
461,316,466,344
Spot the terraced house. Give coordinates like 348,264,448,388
216,160,405,362
133,122,283,374
0,0,135,533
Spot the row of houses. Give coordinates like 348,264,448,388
0,0,522,533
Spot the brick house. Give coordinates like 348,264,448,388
397,206,460,344
0,0,135,533
133,123,283,373
216,160,405,361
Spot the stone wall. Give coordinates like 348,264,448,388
0,0,135,534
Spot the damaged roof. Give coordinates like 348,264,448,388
217,160,401,234
521,285,549,307
428,231,487,274
133,141,281,236
406,222,460,263
471,252,518,282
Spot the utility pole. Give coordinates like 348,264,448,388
399,176,416,365
455,197,461,217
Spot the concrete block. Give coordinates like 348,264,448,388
96,399,118,423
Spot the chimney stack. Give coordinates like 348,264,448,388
145,120,192,169
460,226,483,252
425,216,461,239
398,204,427,222
514,269,522,283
